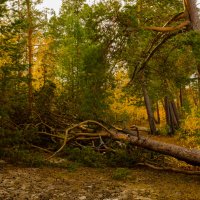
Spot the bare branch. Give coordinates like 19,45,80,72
144,20,190,32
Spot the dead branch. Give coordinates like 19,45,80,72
47,120,114,159
76,137,102,140
30,144,53,153
36,131,64,139
144,20,190,32
113,130,200,166
136,162,200,175
75,132,109,137
43,120,200,166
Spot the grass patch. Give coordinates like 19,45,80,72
112,168,131,180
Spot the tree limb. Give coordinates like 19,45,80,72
47,120,115,159
144,20,190,32
136,162,200,175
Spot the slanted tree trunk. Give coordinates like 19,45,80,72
142,82,157,134
164,97,180,135
171,100,180,127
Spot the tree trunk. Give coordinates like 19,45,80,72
168,103,175,135
115,129,200,166
184,0,200,31
197,64,200,106
155,101,160,124
142,83,157,134
179,87,183,107
164,97,180,135
48,120,200,167
164,96,170,126
26,0,33,113
171,100,180,127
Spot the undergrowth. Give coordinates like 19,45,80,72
112,168,131,180
178,109,200,147
0,128,171,169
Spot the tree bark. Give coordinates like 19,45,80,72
116,129,200,166
179,87,183,107
26,0,33,113
171,100,180,127
142,83,157,134
168,103,175,135
183,0,200,31
197,64,200,106
164,97,180,135
155,101,160,124
164,96,170,126
47,120,200,167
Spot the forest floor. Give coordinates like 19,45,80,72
0,161,200,200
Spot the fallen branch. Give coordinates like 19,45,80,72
45,120,200,166
36,131,64,139
115,129,200,166
47,120,114,159
136,162,200,175
29,144,53,153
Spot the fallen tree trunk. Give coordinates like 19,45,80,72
115,129,200,166
43,120,200,166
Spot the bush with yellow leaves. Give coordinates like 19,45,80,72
180,108,200,147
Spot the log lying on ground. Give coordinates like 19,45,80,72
115,129,200,166
45,120,200,166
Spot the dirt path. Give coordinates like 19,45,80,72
0,164,200,200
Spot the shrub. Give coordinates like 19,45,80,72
65,147,105,167
180,109,200,146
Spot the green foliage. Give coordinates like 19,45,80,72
79,44,110,119
0,128,44,167
0,0,48,125
48,0,116,120
0,129,24,148
34,80,56,117
1,0,200,165
3,148,44,167
106,148,140,167
179,109,200,145
156,126,171,136
63,145,152,168
65,147,105,167
65,162,79,172
111,168,131,180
